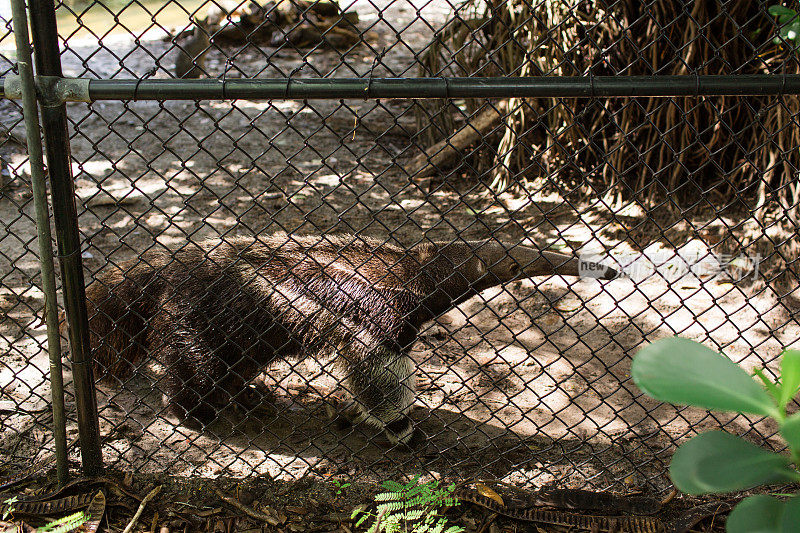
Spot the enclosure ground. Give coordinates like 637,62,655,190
2,0,800,498
0,471,732,532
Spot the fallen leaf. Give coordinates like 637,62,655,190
475,483,504,507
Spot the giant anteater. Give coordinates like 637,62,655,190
84,233,617,447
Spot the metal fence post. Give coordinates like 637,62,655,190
28,0,103,476
9,0,68,485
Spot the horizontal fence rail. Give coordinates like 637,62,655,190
4,75,800,102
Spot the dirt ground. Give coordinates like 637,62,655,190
1,0,799,503
0,470,734,532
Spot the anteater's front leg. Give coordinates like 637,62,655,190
343,345,423,448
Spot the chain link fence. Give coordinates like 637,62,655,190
1,0,800,494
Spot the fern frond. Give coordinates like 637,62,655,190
382,481,405,492
402,475,422,490
427,520,444,533
431,518,449,533
38,522,86,533
356,478,462,533
400,509,424,521
375,492,404,502
385,515,402,533
377,501,404,514
400,496,426,508
404,483,431,498
36,511,88,533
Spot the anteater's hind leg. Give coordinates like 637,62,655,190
149,318,249,427
152,278,280,427
157,333,225,426
342,345,423,448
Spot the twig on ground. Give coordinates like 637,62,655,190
213,487,281,526
122,485,162,533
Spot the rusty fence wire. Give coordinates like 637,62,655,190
1,0,800,493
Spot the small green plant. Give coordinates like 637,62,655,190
331,479,351,496
35,510,88,533
769,4,800,48
2,496,17,521
632,337,800,532
351,476,463,533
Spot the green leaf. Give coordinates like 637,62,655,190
769,6,797,18
780,350,800,407
780,412,800,452
788,21,800,41
780,24,795,40
633,337,779,417
727,495,785,533
669,431,798,494
754,368,781,402
780,494,800,532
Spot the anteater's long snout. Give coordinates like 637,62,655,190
471,242,619,282
536,250,619,280
425,240,619,301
